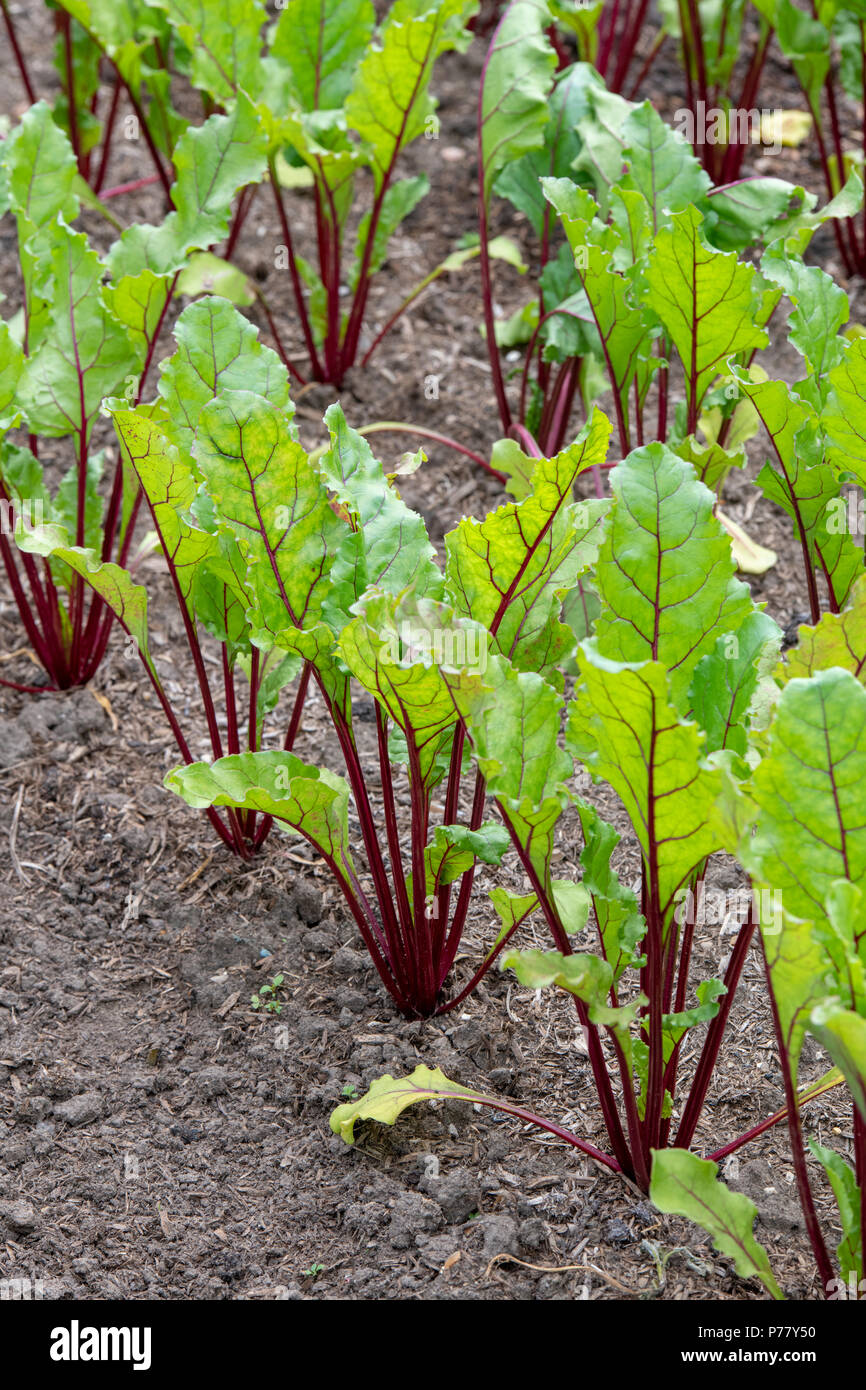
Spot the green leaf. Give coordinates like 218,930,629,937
618,101,711,235
493,59,602,237
765,169,864,258
423,821,510,893
650,1149,783,1299
703,178,813,254
271,0,375,110
344,0,476,191
689,611,783,755
102,268,172,370
450,656,572,884
741,669,866,928
107,93,268,278
192,535,254,655
576,799,645,981
501,946,612,1003
568,646,722,924
193,390,346,641
663,978,726,1049
769,0,831,108
452,656,572,808
551,878,591,934
571,85,635,214
18,222,138,442
337,593,468,789
541,180,649,439
0,443,52,536
824,337,866,490
489,886,538,941
812,879,866,1011
809,1141,862,1284
15,529,159,681
780,575,866,684
110,401,217,610
158,296,291,453
810,1003,866,1124
479,0,556,206
737,371,862,612
489,437,535,501
166,750,355,870
275,110,359,237
150,0,267,103
318,403,441,617
593,443,753,710
0,322,25,430
445,409,610,683
1,101,79,231
761,252,848,392
646,205,768,425
175,252,254,306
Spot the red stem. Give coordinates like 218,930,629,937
252,660,313,852
498,802,634,1179
674,909,756,1151
100,174,161,200
375,706,417,996
762,938,835,1292
93,79,123,194
268,157,323,379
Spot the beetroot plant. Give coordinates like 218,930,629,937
330,434,800,1184
330,435,866,1287
138,0,481,386
3,0,182,202
0,97,268,690
23,297,311,857
328,433,856,1228
157,385,611,1016
653,633,866,1299
478,12,860,460
767,0,866,278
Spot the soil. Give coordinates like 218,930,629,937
0,5,859,1302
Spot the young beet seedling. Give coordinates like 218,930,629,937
477,9,861,464
330,439,844,1217
1,97,269,692
770,0,866,279
653,640,866,1300
3,0,182,204
25,297,310,858
163,392,608,1017
144,0,486,387
333,446,866,1294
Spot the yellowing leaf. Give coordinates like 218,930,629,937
756,109,812,148
715,509,778,575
